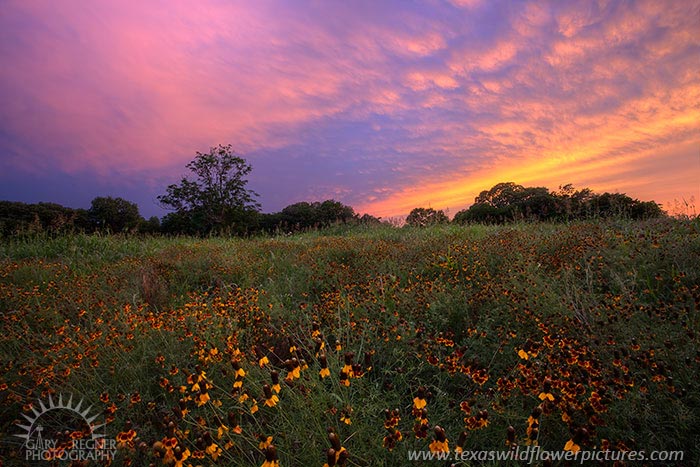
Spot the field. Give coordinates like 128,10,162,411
1,219,699,466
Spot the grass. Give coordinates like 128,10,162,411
0,218,698,466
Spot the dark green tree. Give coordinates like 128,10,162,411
453,203,506,224
317,200,356,226
474,182,527,208
88,196,143,232
158,145,260,235
405,207,449,227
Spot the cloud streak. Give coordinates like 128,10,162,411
1,0,698,217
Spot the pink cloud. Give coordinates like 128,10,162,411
1,0,697,216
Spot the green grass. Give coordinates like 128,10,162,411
0,218,698,466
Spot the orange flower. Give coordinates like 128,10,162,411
261,444,279,467
429,426,449,453
564,439,580,453
263,384,279,407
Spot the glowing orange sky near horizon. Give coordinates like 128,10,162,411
0,0,698,218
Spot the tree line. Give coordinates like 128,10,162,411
0,145,664,236
407,181,663,226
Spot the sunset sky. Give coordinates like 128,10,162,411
1,0,698,219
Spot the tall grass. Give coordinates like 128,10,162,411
0,218,698,466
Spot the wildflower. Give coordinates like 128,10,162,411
526,406,541,445
384,408,400,429
342,352,355,378
413,410,429,438
565,427,588,453
263,384,279,407
270,370,281,393
205,442,222,461
383,429,403,451
364,351,373,372
319,354,330,379
506,426,516,446
412,386,428,415
116,421,137,450
474,409,490,428
455,431,468,453
538,377,554,401
324,448,337,467
196,388,210,407
339,371,350,387
327,431,348,466
232,360,245,388
284,358,301,382
429,426,449,453
173,446,191,467
314,337,325,355
564,439,580,453
340,407,352,425
228,411,243,434
259,435,273,450
352,363,364,378
261,444,279,467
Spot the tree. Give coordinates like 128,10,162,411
158,145,260,235
474,182,526,208
405,207,449,227
88,196,143,232
275,200,356,232
453,203,506,224
317,200,355,226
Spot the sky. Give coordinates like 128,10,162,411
1,0,698,219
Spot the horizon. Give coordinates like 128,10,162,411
1,1,698,219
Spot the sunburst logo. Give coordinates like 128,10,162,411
14,393,116,462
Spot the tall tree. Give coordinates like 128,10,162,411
405,207,449,227
158,145,260,234
88,196,143,232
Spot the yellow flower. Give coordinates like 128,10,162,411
264,395,279,407
413,397,427,410
263,384,279,407
429,439,449,453
259,436,273,450
261,444,279,467
430,426,449,453
173,448,191,467
518,349,529,360
320,367,330,378
196,391,210,407
206,442,222,460
564,439,580,453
